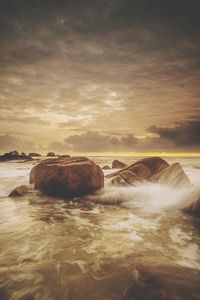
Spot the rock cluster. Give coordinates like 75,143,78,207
107,157,170,186
0,150,33,162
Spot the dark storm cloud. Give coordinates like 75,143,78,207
148,119,200,147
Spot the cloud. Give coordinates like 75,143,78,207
0,134,36,153
62,131,138,152
148,119,200,147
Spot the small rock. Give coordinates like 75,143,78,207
112,160,127,169
9,185,29,197
102,165,111,170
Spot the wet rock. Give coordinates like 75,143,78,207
128,163,152,180
9,185,30,197
134,157,169,176
29,152,42,157
107,157,169,184
112,160,127,169
102,165,111,170
47,152,56,157
111,175,129,186
183,197,200,218
0,151,33,162
151,163,191,188
120,170,143,185
30,157,104,198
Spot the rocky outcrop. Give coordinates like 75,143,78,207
30,157,104,198
112,160,127,169
107,157,168,186
0,151,33,162
47,152,56,157
9,185,30,197
183,197,200,218
29,152,42,157
151,162,191,188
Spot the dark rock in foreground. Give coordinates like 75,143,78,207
47,152,56,157
9,185,30,197
30,157,104,198
183,197,200,218
151,162,191,188
0,151,33,162
112,160,127,169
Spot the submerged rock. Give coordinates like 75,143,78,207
9,185,30,197
112,160,127,169
151,162,191,188
183,197,200,218
30,157,104,198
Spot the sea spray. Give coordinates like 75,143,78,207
87,180,200,213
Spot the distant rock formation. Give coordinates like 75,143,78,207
29,152,42,157
30,156,104,198
47,152,56,157
0,150,33,162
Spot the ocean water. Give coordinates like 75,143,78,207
0,156,200,300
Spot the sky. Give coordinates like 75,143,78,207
0,0,200,155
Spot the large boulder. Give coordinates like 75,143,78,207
112,160,127,169
151,163,191,188
30,157,104,198
9,185,30,197
183,197,200,218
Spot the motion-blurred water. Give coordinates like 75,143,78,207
0,156,200,300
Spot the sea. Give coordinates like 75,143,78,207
0,156,200,300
